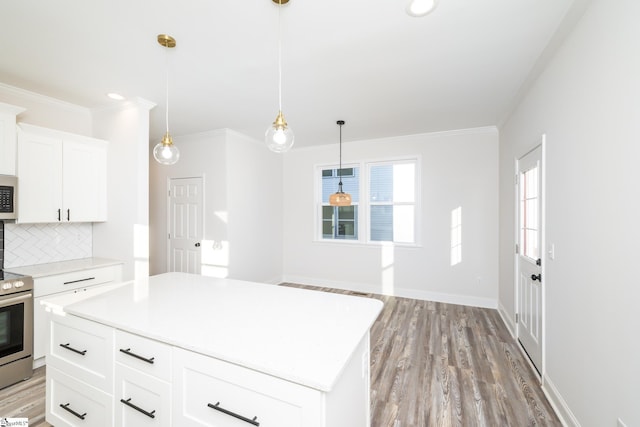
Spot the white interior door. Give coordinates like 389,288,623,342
168,177,203,274
516,144,543,374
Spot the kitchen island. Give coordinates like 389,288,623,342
44,272,383,426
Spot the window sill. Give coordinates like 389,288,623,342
313,239,422,249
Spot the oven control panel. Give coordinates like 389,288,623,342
0,276,33,295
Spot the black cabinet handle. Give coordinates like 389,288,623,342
63,277,95,285
57,208,61,221
60,343,87,356
67,208,70,221
120,398,156,419
60,403,87,420
207,402,259,426
119,348,155,364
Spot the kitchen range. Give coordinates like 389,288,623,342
0,220,34,389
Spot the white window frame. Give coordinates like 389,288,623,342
315,156,421,246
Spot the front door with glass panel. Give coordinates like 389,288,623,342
517,144,543,373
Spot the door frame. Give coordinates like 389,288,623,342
166,175,205,273
514,134,547,381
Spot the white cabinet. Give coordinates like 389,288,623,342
115,362,172,426
34,263,123,363
114,330,173,426
0,102,25,175
172,348,321,427
47,366,114,427
16,123,107,223
47,313,115,427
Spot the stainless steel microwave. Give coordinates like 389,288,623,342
0,175,17,220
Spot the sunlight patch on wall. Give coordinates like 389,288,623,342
381,243,395,295
134,224,149,279
450,207,462,266
201,239,229,278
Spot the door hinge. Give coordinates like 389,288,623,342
515,174,519,185
515,313,519,323
168,190,171,196
168,233,171,239
515,243,519,254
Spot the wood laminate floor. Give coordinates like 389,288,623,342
0,286,560,426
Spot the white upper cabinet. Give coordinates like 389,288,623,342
0,102,26,175
17,123,108,223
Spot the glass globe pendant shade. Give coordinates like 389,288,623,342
329,188,352,206
153,132,180,165
406,0,437,17
265,111,294,153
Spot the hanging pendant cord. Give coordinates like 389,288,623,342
338,123,343,188
165,48,170,134
278,0,283,112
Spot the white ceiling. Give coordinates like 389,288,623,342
0,0,579,148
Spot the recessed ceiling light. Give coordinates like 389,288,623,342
107,92,126,101
406,0,437,17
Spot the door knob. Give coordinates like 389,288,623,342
195,242,201,247
531,274,541,282
536,258,542,266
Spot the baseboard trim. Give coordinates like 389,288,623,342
542,374,581,427
281,275,497,309
498,301,516,338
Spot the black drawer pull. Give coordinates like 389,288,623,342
63,277,95,285
60,402,87,420
120,398,156,419
119,348,155,364
207,402,259,426
60,343,87,356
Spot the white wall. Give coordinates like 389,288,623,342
498,0,640,425
92,98,155,280
149,129,227,276
149,129,283,284
283,128,499,307
226,131,283,283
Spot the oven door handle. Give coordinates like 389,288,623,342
0,293,33,305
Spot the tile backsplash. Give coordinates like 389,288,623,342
3,222,92,268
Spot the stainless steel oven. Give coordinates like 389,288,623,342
0,271,33,389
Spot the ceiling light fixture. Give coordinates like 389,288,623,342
406,0,438,17
153,34,180,165
329,120,352,207
265,0,294,153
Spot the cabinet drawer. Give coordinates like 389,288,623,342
35,265,118,297
173,348,321,427
115,363,171,426
46,366,113,427
116,330,172,381
49,313,114,392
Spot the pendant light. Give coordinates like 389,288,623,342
153,34,180,165
329,120,352,206
265,0,294,153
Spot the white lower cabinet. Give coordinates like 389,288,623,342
47,313,370,427
47,365,113,427
172,348,322,427
115,363,172,426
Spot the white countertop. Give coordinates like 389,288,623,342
6,257,123,278
61,272,383,392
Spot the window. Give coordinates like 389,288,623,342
318,158,419,244
320,166,359,240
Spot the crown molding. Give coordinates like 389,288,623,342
0,82,90,114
